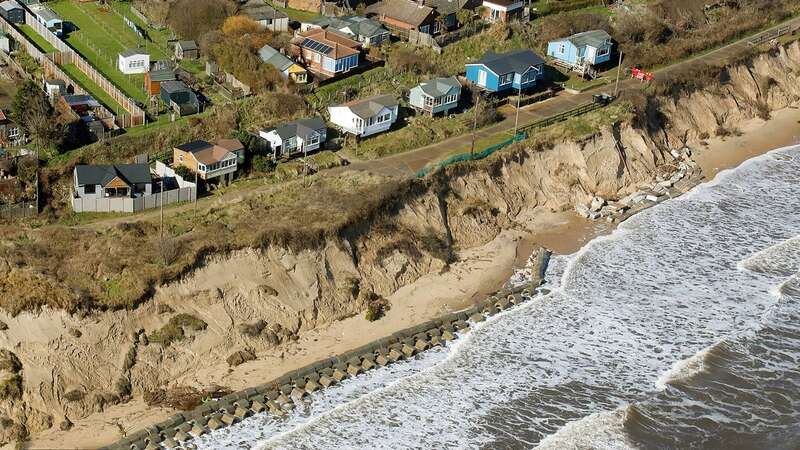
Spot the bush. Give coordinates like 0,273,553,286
388,48,433,74
173,165,194,181
148,314,207,347
0,374,21,400
252,155,276,173
361,291,390,321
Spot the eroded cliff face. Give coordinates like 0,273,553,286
3,42,800,445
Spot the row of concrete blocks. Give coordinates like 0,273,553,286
104,249,552,450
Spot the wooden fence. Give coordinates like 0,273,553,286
0,200,36,219
519,101,604,133
748,25,792,46
0,12,146,127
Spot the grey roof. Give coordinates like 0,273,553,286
242,1,288,21
312,15,388,38
176,40,198,51
258,45,294,72
416,76,461,97
149,68,176,82
424,0,474,16
561,29,613,49
469,49,544,75
0,0,22,12
74,164,152,186
120,48,148,58
160,80,191,94
45,79,66,87
371,0,434,26
266,116,326,140
30,5,60,23
63,94,100,107
339,94,398,119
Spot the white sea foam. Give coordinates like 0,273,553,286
195,145,800,450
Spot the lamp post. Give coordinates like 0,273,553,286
470,89,480,158
513,83,522,137
614,50,623,98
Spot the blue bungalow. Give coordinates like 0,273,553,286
465,49,545,93
547,30,614,68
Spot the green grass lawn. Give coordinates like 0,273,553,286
60,63,126,114
49,0,169,103
273,4,320,23
17,24,57,53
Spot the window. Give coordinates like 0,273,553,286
84,184,96,194
8,127,19,139
308,133,320,145
199,164,206,172
499,73,513,85
490,9,500,20
444,94,457,104
559,44,566,54
178,154,184,162
313,53,321,63
420,24,430,34
424,96,434,107
597,47,610,57
478,69,487,86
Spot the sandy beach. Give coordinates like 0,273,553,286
23,105,800,450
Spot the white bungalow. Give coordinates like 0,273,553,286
327,94,398,138
258,116,327,159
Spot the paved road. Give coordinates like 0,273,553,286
341,16,800,178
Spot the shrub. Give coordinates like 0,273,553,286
361,291,390,321
238,319,267,337
252,155,276,173
173,165,194,181
148,314,207,347
388,48,433,74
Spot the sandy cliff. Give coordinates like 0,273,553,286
3,41,800,447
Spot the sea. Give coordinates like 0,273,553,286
193,145,800,450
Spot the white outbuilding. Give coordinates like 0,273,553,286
118,49,149,74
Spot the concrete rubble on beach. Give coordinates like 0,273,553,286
576,147,704,222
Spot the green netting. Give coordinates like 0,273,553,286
416,132,526,178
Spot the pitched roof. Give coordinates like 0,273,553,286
373,0,435,26
176,40,198,51
482,0,521,7
424,0,474,15
561,29,613,48
120,48,148,58
160,80,191,94
313,15,388,38
241,1,288,21
297,29,360,58
258,45,295,72
63,94,100,108
29,4,59,22
265,116,326,140
0,0,22,11
175,140,241,165
337,94,398,119
416,76,461,97
469,49,544,74
74,164,152,187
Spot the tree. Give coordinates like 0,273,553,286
167,0,237,41
435,14,448,35
222,15,262,37
456,9,474,30
11,81,61,153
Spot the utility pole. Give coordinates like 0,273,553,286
159,179,164,240
303,144,308,187
194,170,198,215
513,83,522,137
614,50,623,98
470,89,480,158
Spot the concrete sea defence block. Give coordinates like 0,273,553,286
305,379,320,393
175,423,191,434
251,400,266,413
279,384,293,395
290,387,307,401
375,354,390,366
427,327,441,337
192,416,208,428
144,444,160,450
207,417,224,431
332,368,347,382
361,358,376,371
387,348,404,362
441,330,456,341
162,438,178,449
234,399,251,409
414,339,429,352
174,430,191,442
190,424,207,437
347,364,361,376
469,313,485,323
160,428,176,439
264,390,279,401
220,413,237,426
318,375,335,387
275,393,291,405
483,305,499,316
234,406,250,419
401,344,416,357
430,335,443,346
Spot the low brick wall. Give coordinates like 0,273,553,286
102,248,552,450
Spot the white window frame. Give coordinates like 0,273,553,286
597,46,610,57
559,43,566,54
499,73,513,86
